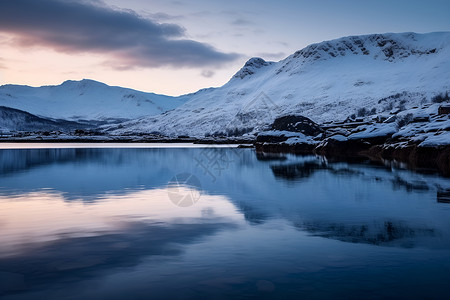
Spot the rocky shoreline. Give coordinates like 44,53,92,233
254,108,450,176
1,132,448,176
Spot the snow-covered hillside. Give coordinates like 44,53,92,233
112,32,450,137
0,106,88,132
0,79,187,123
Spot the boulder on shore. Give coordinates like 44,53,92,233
271,115,323,136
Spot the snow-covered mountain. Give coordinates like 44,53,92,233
111,32,450,137
0,79,187,123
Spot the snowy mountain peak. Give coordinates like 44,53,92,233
60,79,107,89
112,32,450,137
275,32,449,75
232,57,274,80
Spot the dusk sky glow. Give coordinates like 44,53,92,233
0,0,449,95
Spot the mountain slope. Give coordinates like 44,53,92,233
0,106,89,132
111,32,450,137
0,79,187,123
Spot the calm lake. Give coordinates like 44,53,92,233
1,145,450,299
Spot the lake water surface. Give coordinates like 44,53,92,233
1,145,450,299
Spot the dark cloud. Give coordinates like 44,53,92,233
232,18,255,26
201,70,215,78
0,0,239,69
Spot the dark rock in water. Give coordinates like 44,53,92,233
271,115,323,136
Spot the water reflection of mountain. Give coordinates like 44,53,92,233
255,152,288,161
437,189,450,203
0,148,102,175
297,220,435,247
0,148,444,197
1,147,450,249
271,161,327,180
0,148,217,200
1,147,450,300
270,160,432,193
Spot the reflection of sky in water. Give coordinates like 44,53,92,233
0,189,243,254
1,147,450,299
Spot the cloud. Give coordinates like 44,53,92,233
142,11,183,22
201,70,215,78
170,0,185,5
0,57,6,69
232,18,254,26
278,41,290,47
256,52,286,60
0,220,235,294
220,9,258,17
0,0,240,69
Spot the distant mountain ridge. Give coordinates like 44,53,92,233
0,106,89,132
0,79,187,123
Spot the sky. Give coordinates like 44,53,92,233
0,0,449,96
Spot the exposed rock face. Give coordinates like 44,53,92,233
438,105,450,115
271,115,323,135
233,58,274,80
315,139,372,157
288,33,438,63
255,142,316,155
256,134,290,143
